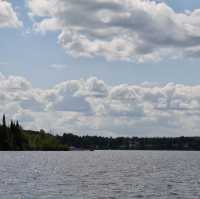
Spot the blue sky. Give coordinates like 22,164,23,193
1,0,200,88
1,0,200,136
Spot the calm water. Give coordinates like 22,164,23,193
0,151,200,198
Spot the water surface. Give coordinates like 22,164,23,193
0,151,200,198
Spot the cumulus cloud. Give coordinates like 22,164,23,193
1,73,200,136
0,0,22,28
27,0,200,62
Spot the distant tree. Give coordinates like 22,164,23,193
10,120,15,130
2,114,6,127
16,120,21,130
0,114,9,149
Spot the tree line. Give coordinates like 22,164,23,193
1,114,200,151
58,133,200,151
0,115,67,150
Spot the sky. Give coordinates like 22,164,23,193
1,0,200,137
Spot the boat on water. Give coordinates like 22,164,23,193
69,146,95,151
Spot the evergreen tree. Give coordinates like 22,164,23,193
2,114,6,127
0,114,9,149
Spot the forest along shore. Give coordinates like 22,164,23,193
1,115,200,151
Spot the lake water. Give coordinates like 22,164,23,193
0,151,200,198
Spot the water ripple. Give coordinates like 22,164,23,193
0,151,200,198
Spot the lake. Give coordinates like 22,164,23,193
0,151,200,198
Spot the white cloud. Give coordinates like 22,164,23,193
1,73,200,136
49,64,68,70
28,0,200,62
0,0,22,28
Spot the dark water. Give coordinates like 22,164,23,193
0,151,200,198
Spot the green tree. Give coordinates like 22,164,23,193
2,114,6,127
